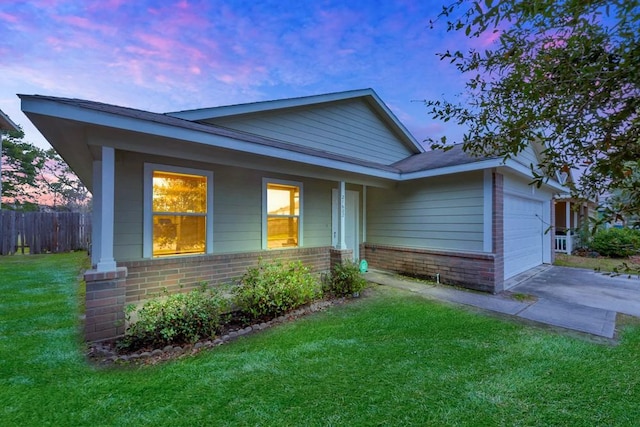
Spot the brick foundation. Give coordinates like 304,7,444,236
83,247,332,341
329,248,353,271
361,243,499,293
120,246,332,304
84,267,128,342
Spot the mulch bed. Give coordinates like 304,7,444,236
86,295,359,367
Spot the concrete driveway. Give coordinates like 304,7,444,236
511,266,640,318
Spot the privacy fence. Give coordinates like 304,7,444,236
0,210,91,255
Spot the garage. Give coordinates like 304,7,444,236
504,194,544,279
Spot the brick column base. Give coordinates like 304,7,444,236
84,267,128,342
330,248,353,271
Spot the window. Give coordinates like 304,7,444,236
263,179,302,249
144,164,213,257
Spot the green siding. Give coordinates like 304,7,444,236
112,152,334,262
113,157,143,261
366,172,485,252
515,144,541,172
206,99,414,165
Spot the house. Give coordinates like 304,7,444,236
554,195,597,254
550,169,598,254
20,89,566,341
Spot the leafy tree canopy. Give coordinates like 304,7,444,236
1,128,45,209
1,129,90,211
427,0,640,226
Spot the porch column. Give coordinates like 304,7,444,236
565,201,572,253
338,181,347,249
94,146,117,272
362,185,367,243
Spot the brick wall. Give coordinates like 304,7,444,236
361,243,498,293
120,246,332,304
329,248,353,271
84,267,128,342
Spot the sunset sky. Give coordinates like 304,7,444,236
1,0,496,150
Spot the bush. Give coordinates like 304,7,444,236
590,227,640,258
323,261,367,297
118,285,228,352
233,259,321,321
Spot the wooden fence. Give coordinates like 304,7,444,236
0,210,91,255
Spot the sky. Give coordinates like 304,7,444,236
0,0,496,150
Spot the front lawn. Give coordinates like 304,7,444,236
2,253,640,426
554,253,639,273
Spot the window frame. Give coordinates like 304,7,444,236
262,177,303,250
143,163,214,258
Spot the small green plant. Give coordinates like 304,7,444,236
590,227,640,258
233,259,321,321
323,261,367,297
118,285,228,352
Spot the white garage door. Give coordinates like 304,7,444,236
504,194,544,279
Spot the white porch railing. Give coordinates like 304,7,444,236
555,233,581,254
555,235,570,253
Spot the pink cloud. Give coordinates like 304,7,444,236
0,12,19,23
54,14,117,36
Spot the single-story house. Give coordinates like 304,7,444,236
20,89,566,341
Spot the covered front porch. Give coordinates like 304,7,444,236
554,197,595,254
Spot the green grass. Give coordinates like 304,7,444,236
554,253,638,272
2,253,640,426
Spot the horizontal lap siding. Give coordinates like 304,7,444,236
367,172,485,252
214,168,262,252
209,100,414,164
113,151,333,261
303,180,333,247
114,158,143,260
514,144,541,172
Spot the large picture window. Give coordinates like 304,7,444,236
144,164,213,258
263,179,302,249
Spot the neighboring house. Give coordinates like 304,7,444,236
20,89,566,341
551,169,597,254
554,195,597,254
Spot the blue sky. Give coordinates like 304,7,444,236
1,0,494,149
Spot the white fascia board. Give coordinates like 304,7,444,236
399,158,505,180
167,89,377,120
366,91,424,154
21,96,401,181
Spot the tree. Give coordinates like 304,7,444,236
427,0,640,226
1,128,45,210
39,148,91,211
1,130,90,211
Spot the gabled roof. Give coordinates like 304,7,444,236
393,144,497,173
0,109,19,131
166,88,424,155
19,92,567,192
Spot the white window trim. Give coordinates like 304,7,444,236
143,163,214,258
262,177,303,250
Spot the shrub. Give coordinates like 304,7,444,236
590,227,640,258
233,259,321,321
323,261,367,297
118,285,228,352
